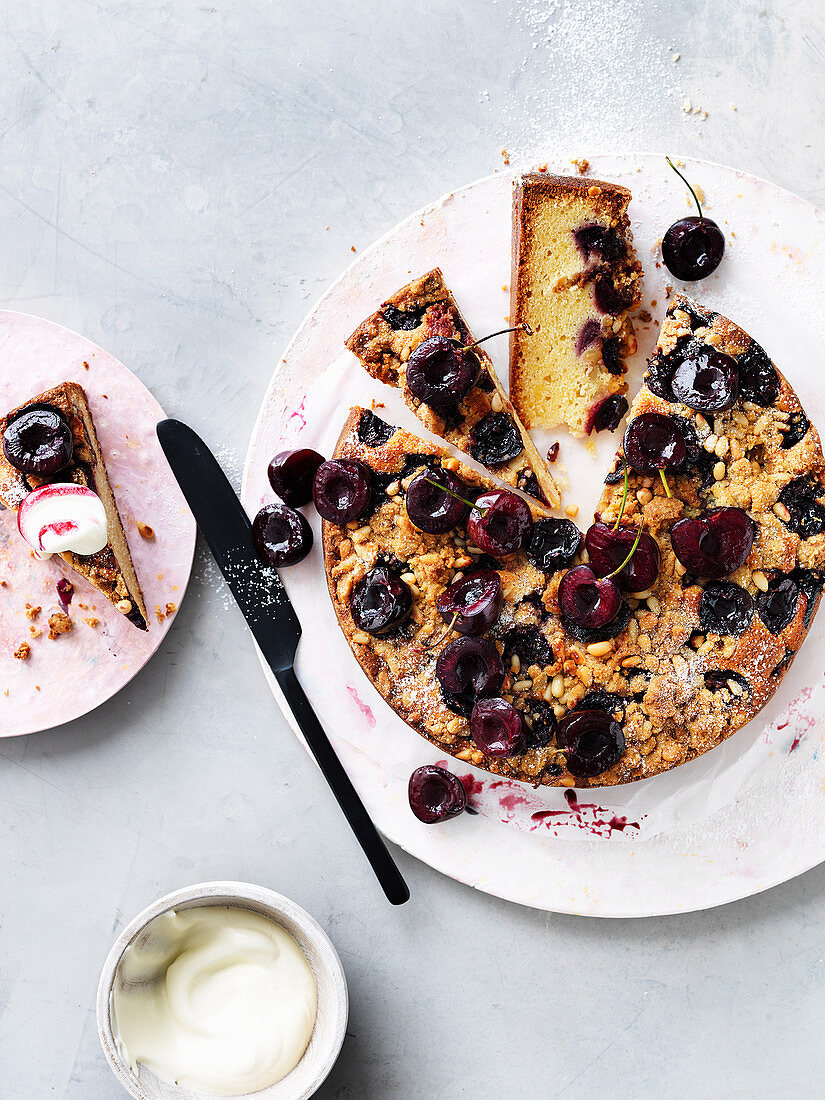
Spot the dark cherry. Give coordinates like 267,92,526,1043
437,569,503,636
623,412,687,474
557,709,625,778
737,340,780,406
469,412,524,466
670,507,755,579
3,405,73,476
782,410,810,449
789,568,825,628
574,223,623,262
601,335,623,376
562,600,631,644
520,698,559,750
587,394,629,434
699,581,755,636
593,276,630,316
405,469,470,534
312,459,371,524
526,518,582,573
467,490,533,557
502,625,553,669
357,409,395,446
350,566,412,636
704,670,750,696
435,636,504,712
777,476,825,539
558,564,622,630
585,522,660,592
756,576,800,635
575,690,625,718
470,698,526,758
670,346,738,412
405,335,477,407
662,216,725,280
252,503,313,567
267,448,324,507
575,318,602,355
383,304,426,331
408,765,467,824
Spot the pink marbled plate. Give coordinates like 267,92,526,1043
0,312,196,736
244,155,825,916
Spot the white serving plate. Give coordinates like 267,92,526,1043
243,154,825,916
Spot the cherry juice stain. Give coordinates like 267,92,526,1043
531,788,640,838
346,686,375,728
288,396,307,432
775,686,814,752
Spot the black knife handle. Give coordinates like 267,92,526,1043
274,666,410,905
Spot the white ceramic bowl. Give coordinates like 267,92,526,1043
96,882,348,1100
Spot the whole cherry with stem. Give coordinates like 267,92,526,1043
419,476,533,557
585,461,660,592
662,156,725,281
559,522,644,631
405,322,532,408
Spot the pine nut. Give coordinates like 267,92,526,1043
703,434,718,452
630,588,653,600
587,640,613,657
647,596,661,614
553,704,566,719
727,678,744,696
752,570,769,592
511,654,521,673
714,437,730,458
551,675,565,698
636,488,653,505
491,392,504,413
773,502,791,522
621,656,640,668
513,679,532,692
386,480,400,496
713,461,726,481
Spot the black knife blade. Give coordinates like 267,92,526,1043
157,418,409,905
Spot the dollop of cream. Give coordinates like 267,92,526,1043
112,906,317,1097
18,483,108,559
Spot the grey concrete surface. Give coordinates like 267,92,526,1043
1,1,824,1096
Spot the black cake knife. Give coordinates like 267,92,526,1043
157,418,410,905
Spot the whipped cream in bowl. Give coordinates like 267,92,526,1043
17,482,108,559
97,882,348,1100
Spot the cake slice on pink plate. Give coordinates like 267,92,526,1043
0,381,148,629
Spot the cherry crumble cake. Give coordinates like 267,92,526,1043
322,295,825,787
345,268,560,508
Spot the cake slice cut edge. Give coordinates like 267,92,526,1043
0,382,149,630
509,172,643,437
345,267,560,509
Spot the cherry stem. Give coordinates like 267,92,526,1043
613,459,629,532
606,523,645,579
423,476,487,515
462,321,532,352
659,469,672,498
426,610,459,649
666,156,703,220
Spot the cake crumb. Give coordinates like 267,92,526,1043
637,309,652,323
24,603,41,620
166,601,177,616
47,612,73,639
682,99,692,112
29,626,41,638
730,103,737,110
83,617,99,628
13,642,30,661
571,158,590,174
500,148,510,165
83,361,89,370
350,245,356,253
564,504,579,518
665,283,674,299
547,442,560,463
137,521,155,539
672,52,680,62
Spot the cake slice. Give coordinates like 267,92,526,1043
509,173,643,436
0,382,148,629
345,268,560,508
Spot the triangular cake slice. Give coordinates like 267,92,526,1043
345,268,560,508
509,173,643,436
0,382,148,629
